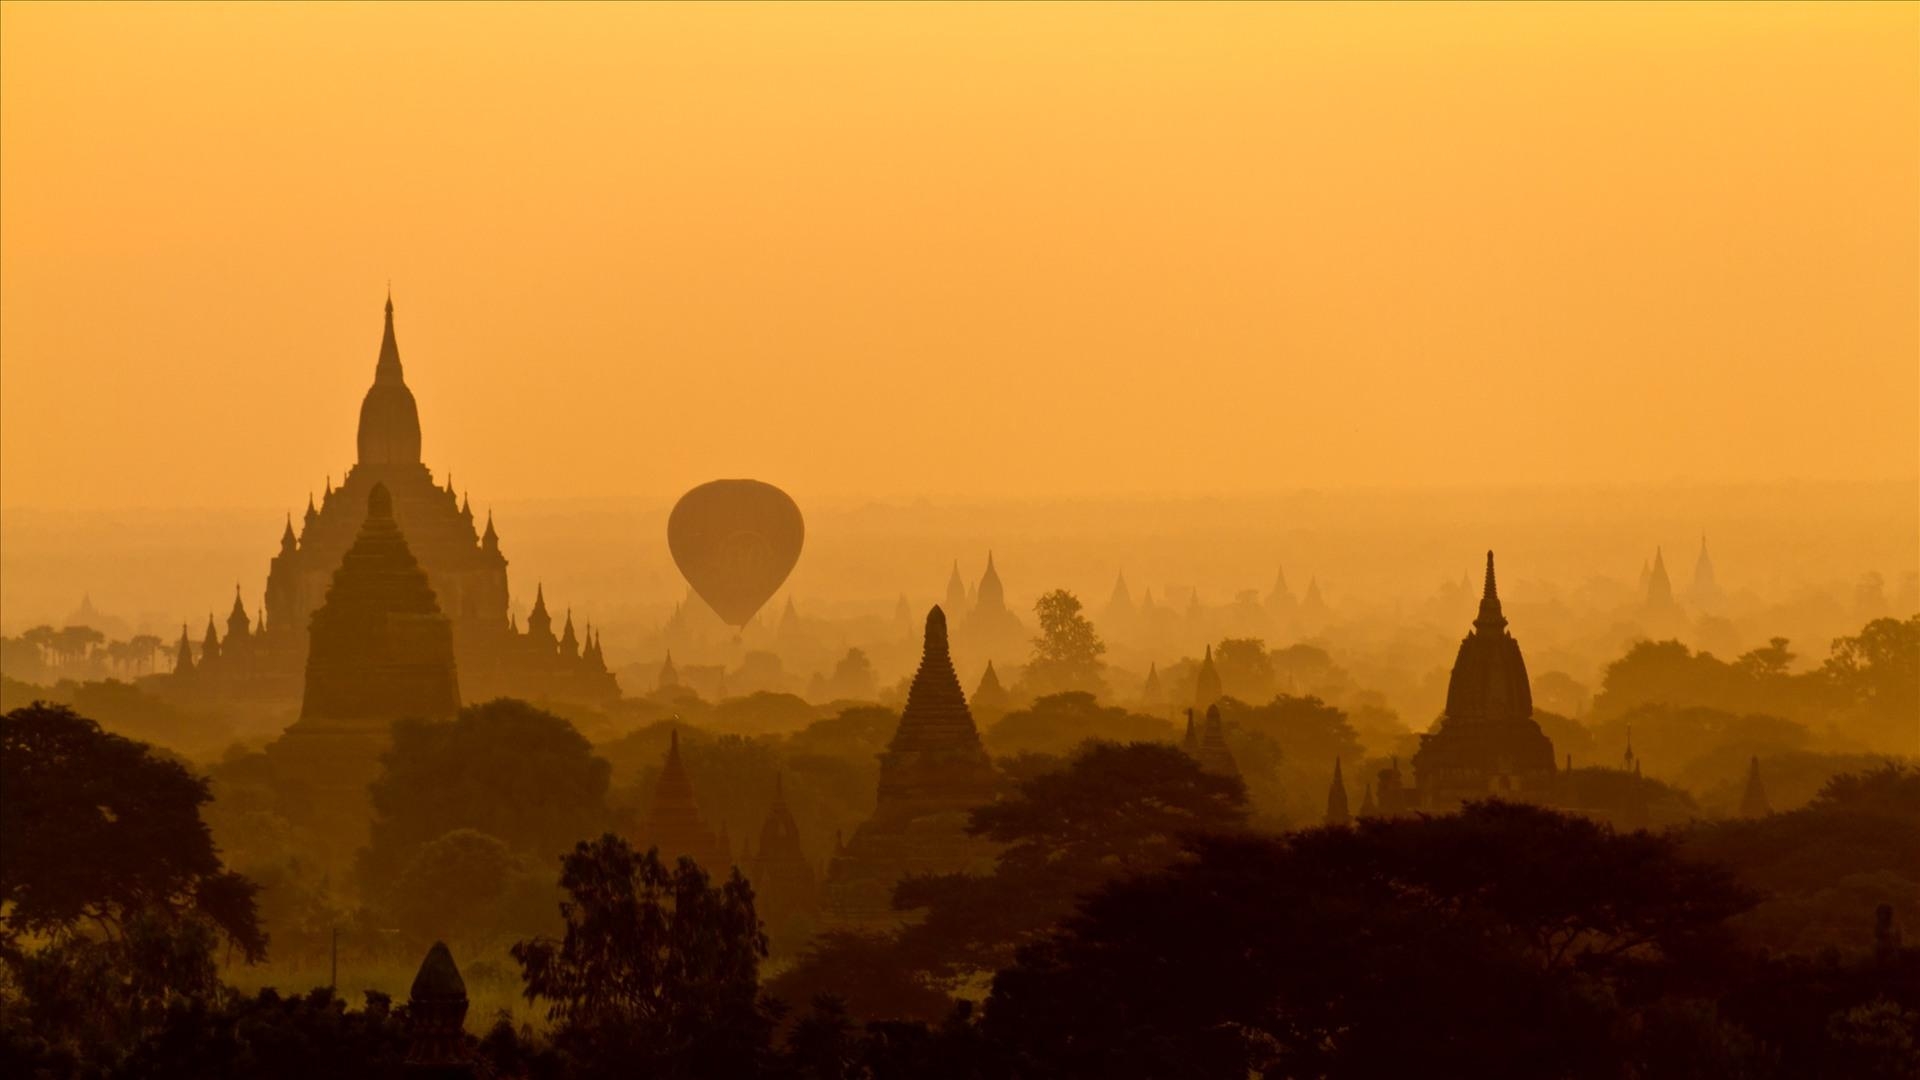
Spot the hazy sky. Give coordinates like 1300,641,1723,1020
2,2,1914,510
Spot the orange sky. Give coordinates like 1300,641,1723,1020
1,2,1915,510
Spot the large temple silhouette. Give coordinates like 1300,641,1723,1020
164,296,617,710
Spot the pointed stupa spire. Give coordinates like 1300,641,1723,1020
174,623,195,674
1475,550,1508,631
1303,576,1328,617
481,509,499,551
280,513,298,553
560,610,579,656
1267,566,1294,611
1646,547,1675,608
303,492,319,529
974,660,1004,699
945,561,968,614
1194,644,1223,711
976,550,1005,611
1359,780,1377,817
1142,661,1163,703
641,726,729,872
1325,758,1351,825
1108,571,1132,615
357,291,422,465
1740,755,1771,818
884,606,994,773
376,288,402,383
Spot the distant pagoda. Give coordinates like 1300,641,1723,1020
405,941,474,1079
1325,758,1351,826
747,773,820,949
634,728,731,876
824,606,999,928
1184,703,1238,779
1393,552,1556,809
1193,644,1223,713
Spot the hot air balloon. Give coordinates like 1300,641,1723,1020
667,480,804,629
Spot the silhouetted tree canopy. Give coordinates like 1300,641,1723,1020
893,742,1247,986
982,691,1173,757
0,702,263,962
982,802,1755,1079
511,833,774,1078
1022,590,1106,696
359,698,611,896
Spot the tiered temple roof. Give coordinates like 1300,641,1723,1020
825,606,999,928
637,729,731,875
297,483,460,726
1403,552,1556,808
748,773,820,947
1194,644,1223,713
1192,704,1238,779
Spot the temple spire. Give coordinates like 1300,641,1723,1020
376,291,403,384
1475,550,1508,631
1325,758,1351,825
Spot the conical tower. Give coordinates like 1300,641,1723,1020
748,773,820,947
1408,551,1555,809
405,941,473,1076
976,552,1007,614
971,660,1011,725
1194,645,1223,713
825,606,999,929
357,294,423,467
637,728,730,874
294,483,460,725
173,624,195,675
1325,758,1351,826
945,561,968,615
873,607,997,818
1646,547,1676,610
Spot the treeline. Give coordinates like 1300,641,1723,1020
5,701,1918,1078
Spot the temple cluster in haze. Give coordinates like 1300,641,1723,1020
2,296,1911,1080
95,300,1801,941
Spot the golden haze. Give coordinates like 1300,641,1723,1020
1,2,1915,511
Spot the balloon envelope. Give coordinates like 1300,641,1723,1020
667,480,804,628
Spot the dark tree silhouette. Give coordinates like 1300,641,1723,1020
894,742,1248,988
511,833,773,1078
1023,589,1106,696
0,703,263,961
982,802,1754,1079
358,698,611,896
